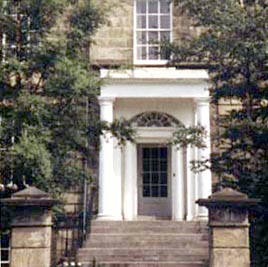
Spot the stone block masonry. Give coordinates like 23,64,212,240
197,188,259,267
1,186,57,267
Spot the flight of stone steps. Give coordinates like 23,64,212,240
77,220,209,267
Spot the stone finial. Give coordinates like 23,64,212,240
0,186,58,207
210,187,248,200
12,186,50,199
196,187,259,208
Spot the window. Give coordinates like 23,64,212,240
134,0,172,64
142,147,168,198
0,232,10,267
2,1,39,61
130,111,180,127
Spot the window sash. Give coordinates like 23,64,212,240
142,147,168,198
2,2,39,61
134,0,172,64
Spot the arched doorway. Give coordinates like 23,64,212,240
130,112,181,218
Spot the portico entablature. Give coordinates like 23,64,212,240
100,68,210,99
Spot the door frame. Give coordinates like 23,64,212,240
123,127,193,221
137,144,172,219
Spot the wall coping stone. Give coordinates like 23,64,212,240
196,187,260,208
0,186,58,207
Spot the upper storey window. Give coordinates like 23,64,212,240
1,1,39,61
134,0,172,64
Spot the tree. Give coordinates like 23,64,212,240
0,0,134,230
170,0,268,265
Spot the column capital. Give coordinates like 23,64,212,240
99,97,114,122
194,97,210,104
98,97,115,106
194,97,210,107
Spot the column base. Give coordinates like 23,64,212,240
172,214,184,221
196,214,209,221
197,206,208,220
96,214,123,221
186,215,194,221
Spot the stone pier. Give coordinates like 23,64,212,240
1,186,57,267
197,187,259,267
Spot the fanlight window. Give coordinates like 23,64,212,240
130,112,180,127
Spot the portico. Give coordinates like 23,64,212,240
97,68,212,221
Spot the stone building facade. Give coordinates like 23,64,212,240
91,0,214,221
91,0,200,66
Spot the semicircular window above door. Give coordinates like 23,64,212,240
130,111,181,127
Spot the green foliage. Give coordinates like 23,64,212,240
170,124,207,149
170,1,268,265
67,0,105,58
102,119,136,147
0,0,134,211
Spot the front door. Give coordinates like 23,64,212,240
138,145,171,218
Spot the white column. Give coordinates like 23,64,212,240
98,97,122,220
172,146,185,221
123,141,137,220
186,145,195,221
195,98,212,219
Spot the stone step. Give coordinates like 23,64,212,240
78,248,208,262
78,248,208,256
79,261,206,267
89,225,207,234
90,221,207,229
79,255,208,263
84,233,207,248
84,241,208,249
89,221,208,235
77,220,209,267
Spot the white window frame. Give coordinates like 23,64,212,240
1,1,37,61
133,0,173,65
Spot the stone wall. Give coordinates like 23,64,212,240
90,0,134,66
90,1,198,65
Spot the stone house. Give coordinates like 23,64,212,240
75,1,214,266
0,1,236,266
92,0,212,223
